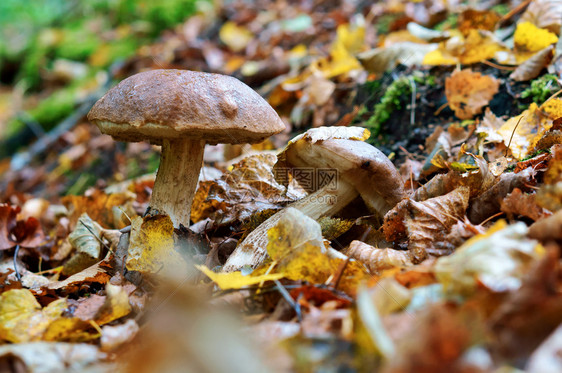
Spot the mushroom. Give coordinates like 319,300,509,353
223,126,404,272
88,69,285,228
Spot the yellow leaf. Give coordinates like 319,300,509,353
126,215,188,275
541,98,562,119
219,21,254,52
0,289,67,343
445,69,499,119
497,103,553,159
422,49,458,65
265,208,368,294
334,21,365,55
196,265,284,290
95,284,132,325
514,21,558,52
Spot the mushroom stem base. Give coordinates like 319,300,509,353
149,139,205,228
222,180,358,272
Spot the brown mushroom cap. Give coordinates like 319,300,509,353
277,136,404,214
87,69,285,145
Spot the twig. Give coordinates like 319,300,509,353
481,60,516,71
274,279,302,322
409,76,416,125
13,245,21,282
480,211,505,226
498,0,532,26
331,257,350,292
505,116,524,157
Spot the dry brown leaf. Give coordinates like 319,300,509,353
347,241,412,274
191,153,302,225
458,9,500,36
501,188,551,221
383,186,470,262
62,190,134,229
528,209,562,240
47,262,110,292
521,0,562,34
468,168,535,223
445,69,499,119
510,45,554,81
0,204,46,250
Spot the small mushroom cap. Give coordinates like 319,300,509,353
87,69,285,145
276,133,404,214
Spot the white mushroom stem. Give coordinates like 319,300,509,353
222,179,358,272
149,139,205,228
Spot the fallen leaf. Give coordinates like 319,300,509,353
514,21,558,53
528,209,562,241
101,319,139,352
347,241,412,274
358,42,438,75
383,186,470,262
197,265,284,290
445,69,499,120
458,9,500,36
488,246,562,361
219,21,254,52
0,289,67,343
265,208,368,294
501,188,551,221
126,215,189,275
510,45,554,81
0,204,46,250
434,221,543,296
191,153,303,225
47,262,110,292
62,190,133,229
521,0,562,35
0,342,105,372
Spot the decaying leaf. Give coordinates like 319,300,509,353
458,9,500,36
445,69,499,120
383,186,470,262
528,209,562,241
501,188,551,221
434,221,543,296
126,215,189,276
347,241,412,274
191,153,303,225
47,262,110,292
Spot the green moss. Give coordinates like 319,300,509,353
434,13,458,31
55,25,102,61
491,4,510,16
362,76,411,136
521,74,560,104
